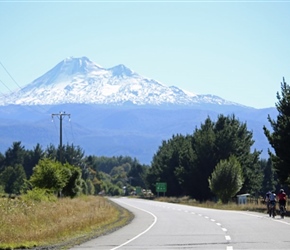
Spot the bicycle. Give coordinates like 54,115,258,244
269,201,276,218
279,204,286,219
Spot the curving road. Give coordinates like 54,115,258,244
71,197,290,250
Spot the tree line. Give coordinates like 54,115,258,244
146,114,276,202
0,121,278,202
0,143,148,198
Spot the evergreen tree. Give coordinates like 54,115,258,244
260,158,277,194
190,117,216,200
263,78,290,185
45,143,85,166
128,161,148,188
61,144,85,166
191,115,261,200
61,163,83,197
0,152,5,172
172,135,196,196
23,143,44,179
147,134,194,196
45,144,58,160
0,164,27,194
4,142,26,167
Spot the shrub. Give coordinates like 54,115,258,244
22,188,57,202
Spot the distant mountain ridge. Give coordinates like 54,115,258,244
0,104,277,164
0,56,243,107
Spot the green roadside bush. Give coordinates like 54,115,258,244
22,188,57,202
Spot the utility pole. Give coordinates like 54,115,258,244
51,111,71,163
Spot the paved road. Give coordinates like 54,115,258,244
71,197,290,250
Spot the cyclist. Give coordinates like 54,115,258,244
268,191,276,217
264,191,271,213
277,189,287,217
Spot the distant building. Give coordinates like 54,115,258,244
237,193,250,204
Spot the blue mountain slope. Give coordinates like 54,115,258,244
0,104,277,164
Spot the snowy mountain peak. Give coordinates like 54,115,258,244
109,64,135,77
60,56,103,75
0,57,243,107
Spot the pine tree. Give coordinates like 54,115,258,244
263,78,290,185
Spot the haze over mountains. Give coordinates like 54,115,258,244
0,57,276,164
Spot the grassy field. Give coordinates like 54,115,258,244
0,195,133,250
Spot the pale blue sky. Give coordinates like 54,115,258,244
1,0,290,108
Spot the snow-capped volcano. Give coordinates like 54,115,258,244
0,56,239,106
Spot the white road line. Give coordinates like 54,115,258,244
238,211,290,226
110,201,158,250
186,210,233,250
114,201,236,250
225,235,231,241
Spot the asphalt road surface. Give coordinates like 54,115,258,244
71,197,290,250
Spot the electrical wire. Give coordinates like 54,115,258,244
0,60,49,114
0,60,77,150
0,61,23,89
63,119,69,145
69,118,76,144
52,116,60,146
0,78,14,93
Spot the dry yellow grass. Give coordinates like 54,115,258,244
0,196,132,250
155,196,268,213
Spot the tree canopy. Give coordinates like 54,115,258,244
147,114,262,200
0,141,148,197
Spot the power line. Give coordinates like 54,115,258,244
69,118,76,144
0,78,14,93
0,61,23,89
0,60,49,115
52,116,60,144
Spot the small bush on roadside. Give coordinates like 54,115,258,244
22,188,57,202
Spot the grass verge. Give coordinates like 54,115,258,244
0,196,133,250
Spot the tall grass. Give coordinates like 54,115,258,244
0,195,132,249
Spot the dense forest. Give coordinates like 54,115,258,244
0,142,149,197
